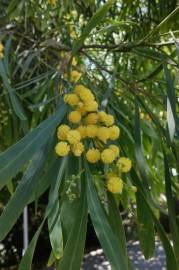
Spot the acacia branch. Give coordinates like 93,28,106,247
44,39,176,53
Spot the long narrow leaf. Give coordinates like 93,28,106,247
164,152,179,262
0,145,48,241
85,163,128,270
18,217,46,270
57,184,87,270
136,193,155,259
0,102,67,189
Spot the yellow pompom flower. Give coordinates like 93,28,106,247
98,111,107,122
117,157,132,173
85,113,98,124
77,125,87,138
103,114,114,126
86,125,98,138
68,111,81,124
71,142,84,156
101,149,115,164
109,125,120,140
97,127,109,143
64,93,79,106
57,124,70,140
70,70,82,83
74,84,87,95
67,130,81,144
107,177,123,194
86,148,101,163
74,85,95,102
77,102,86,116
84,101,98,112
55,142,70,156
109,145,120,158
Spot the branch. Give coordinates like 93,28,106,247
43,39,176,53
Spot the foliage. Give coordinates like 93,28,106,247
0,0,179,269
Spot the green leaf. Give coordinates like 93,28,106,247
29,158,60,203
164,152,179,263
134,99,149,191
163,60,176,117
6,179,14,195
130,169,178,270
136,192,155,259
108,193,128,265
60,197,83,245
47,157,67,259
18,217,46,270
48,157,67,208
0,146,47,241
85,163,128,270
72,0,114,54
47,250,56,267
0,102,67,190
57,184,88,270
167,98,175,141
0,61,27,121
48,200,63,260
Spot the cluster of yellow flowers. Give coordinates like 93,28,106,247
55,84,132,194
0,43,4,59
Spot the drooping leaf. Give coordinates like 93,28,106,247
18,217,46,270
134,99,149,191
0,61,27,121
130,169,178,270
57,184,88,270
0,146,48,241
136,192,155,259
164,152,179,262
47,157,67,259
85,163,128,270
167,98,175,141
48,200,63,260
0,102,67,190
108,193,128,262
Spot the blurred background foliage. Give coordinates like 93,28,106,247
0,0,179,269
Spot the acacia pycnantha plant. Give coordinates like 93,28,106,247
0,0,179,270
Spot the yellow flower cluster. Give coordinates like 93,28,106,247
0,43,4,59
55,83,132,195
105,156,132,194
55,84,121,161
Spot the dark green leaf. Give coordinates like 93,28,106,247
164,152,179,262
136,192,155,259
0,146,47,241
18,218,46,270
108,193,128,262
0,102,67,190
85,162,128,270
48,200,63,260
57,184,87,270
0,61,27,121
